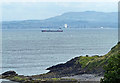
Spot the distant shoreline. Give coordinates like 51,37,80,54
1,28,118,31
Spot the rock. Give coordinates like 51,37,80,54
2,71,18,76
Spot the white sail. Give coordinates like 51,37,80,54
64,24,68,28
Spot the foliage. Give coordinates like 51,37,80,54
4,75,77,83
75,42,120,71
100,42,120,83
10,76,27,81
75,54,105,70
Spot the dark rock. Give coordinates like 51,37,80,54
86,55,89,57
28,77,33,80
2,71,18,76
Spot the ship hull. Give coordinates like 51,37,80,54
41,30,63,32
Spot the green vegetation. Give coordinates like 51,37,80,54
75,42,120,73
2,76,28,82
76,55,100,68
2,75,77,83
11,76,27,81
100,42,120,83
1,42,120,83
45,42,120,78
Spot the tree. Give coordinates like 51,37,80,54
101,54,120,83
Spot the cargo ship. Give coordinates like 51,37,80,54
41,29,63,32
41,24,67,32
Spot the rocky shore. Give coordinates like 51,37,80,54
45,42,119,78
0,42,119,83
0,71,102,83
62,74,103,82
0,71,78,83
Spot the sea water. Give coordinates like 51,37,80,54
2,28,118,76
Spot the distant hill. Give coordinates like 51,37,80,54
2,11,118,29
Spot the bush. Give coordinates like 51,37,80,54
100,54,120,83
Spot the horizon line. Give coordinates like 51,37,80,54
2,11,118,22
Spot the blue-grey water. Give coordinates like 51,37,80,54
2,28,118,76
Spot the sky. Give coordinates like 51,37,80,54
1,0,118,21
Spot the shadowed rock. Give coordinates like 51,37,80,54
2,71,18,76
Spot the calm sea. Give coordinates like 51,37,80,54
2,28,118,76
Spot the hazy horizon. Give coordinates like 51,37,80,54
2,11,118,22
2,2,117,21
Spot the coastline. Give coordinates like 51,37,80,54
2,28,117,76
0,79,19,83
0,73,102,83
1,42,119,83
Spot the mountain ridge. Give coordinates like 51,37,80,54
2,11,118,29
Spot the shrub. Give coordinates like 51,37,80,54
100,54,120,83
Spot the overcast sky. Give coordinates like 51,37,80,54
1,1,118,21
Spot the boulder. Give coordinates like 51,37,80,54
2,71,18,76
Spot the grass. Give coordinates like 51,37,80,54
2,42,119,83
75,42,120,71
3,75,77,83
76,55,101,68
